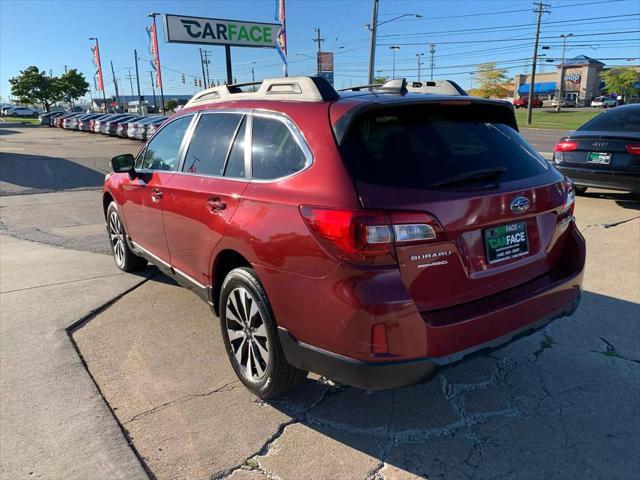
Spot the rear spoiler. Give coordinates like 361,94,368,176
332,97,517,145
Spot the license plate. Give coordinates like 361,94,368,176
484,222,529,264
587,152,611,164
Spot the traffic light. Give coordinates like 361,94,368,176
193,78,197,86
182,73,185,84
198,79,202,88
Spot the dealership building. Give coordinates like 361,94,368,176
514,55,639,106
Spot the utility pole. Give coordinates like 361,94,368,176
429,43,436,81
125,68,135,97
199,48,207,89
134,49,143,108
313,27,324,75
149,71,157,112
203,50,212,87
367,0,380,84
416,53,424,81
557,33,573,111
110,61,120,111
390,46,400,78
527,2,551,125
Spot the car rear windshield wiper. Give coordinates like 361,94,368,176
428,167,507,189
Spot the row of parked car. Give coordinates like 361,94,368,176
40,111,167,141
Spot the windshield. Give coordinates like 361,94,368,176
578,106,640,133
340,105,549,189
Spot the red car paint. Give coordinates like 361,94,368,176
103,87,584,386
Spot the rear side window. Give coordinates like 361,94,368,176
183,113,242,176
578,107,640,133
251,116,308,180
140,115,192,171
341,105,548,189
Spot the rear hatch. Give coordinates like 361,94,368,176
334,100,570,311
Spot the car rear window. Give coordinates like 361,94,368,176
578,107,640,133
340,104,548,189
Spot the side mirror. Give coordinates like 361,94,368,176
111,154,135,173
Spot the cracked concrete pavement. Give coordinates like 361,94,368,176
71,199,639,479
2,126,639,479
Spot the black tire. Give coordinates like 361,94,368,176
106,202,147,272
220,267,307,398
575,186,588,195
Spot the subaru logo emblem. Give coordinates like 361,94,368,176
510,197,530,214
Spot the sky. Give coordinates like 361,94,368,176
1,0,639,102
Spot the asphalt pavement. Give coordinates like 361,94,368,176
1,126,638,480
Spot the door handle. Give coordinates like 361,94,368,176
151,189,164,202
207,197,227,212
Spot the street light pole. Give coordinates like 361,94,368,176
557,33,573,111
390,46,400,78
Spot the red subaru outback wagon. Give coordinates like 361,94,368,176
103,77,585,398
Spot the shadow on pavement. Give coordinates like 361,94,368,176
579,190,640,211
0,128,22,136
72,275,640,479
0,152,105,191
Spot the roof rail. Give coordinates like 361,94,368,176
184,76,339,108
338,78,408,94
407,80,468,96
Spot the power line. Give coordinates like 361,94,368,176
378,14,640,39
378,30,640,46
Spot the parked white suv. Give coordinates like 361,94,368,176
591,96,617,108
7,107,39,117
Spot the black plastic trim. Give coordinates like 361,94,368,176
277,295,579,390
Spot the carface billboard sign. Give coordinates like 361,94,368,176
164,14,280,48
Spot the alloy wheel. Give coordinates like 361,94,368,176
109,211,126,267
225,287,270,381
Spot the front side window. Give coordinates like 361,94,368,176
141,115,192,171
182,113,242,176
251,116,308,180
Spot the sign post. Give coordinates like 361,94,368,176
163,14,281,84
317,51,334,86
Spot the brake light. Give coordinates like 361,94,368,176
300,206,443,266
554,140,578,152
626,144,640,155
558,180,575,226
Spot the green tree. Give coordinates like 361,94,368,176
58,69,89,105
601,67,639,99
9,66,62,111
374,76,389,84
474,62,510,98
165,99,179,111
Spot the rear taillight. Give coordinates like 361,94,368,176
626,144,640,155
554,140,578,152
300,206,443,266
558,181,575,227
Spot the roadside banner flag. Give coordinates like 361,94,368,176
274,0,288,76
91,45,104,92
147,22,163,89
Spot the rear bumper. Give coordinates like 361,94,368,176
276,221,585,390
557,165,640,193
279,295,579,390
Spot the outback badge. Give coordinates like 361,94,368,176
510,196,530,214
